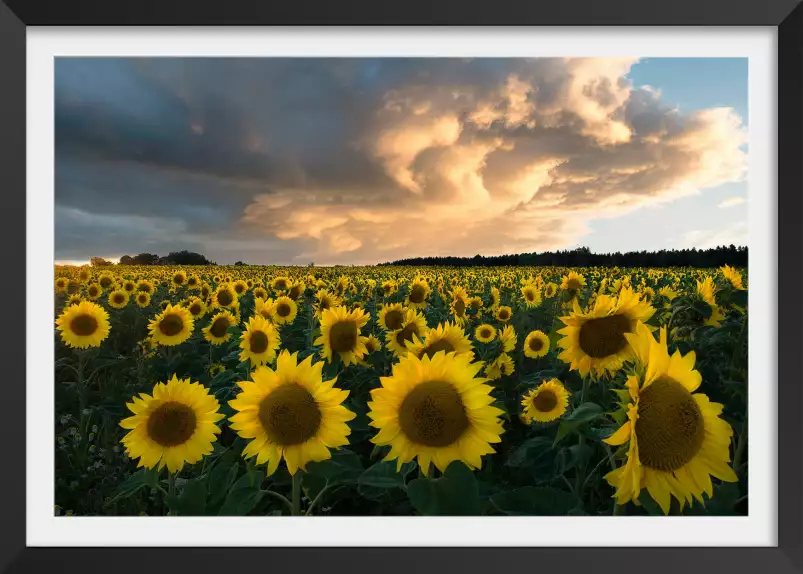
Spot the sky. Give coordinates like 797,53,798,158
54,57,748,266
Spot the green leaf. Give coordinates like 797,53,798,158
305,449,363,483
105,469,158,506
207,462,238,509
637,491,665,516
490,487,577,516
167,477,208,516
358,461,413,490
406,462,481,515
505,436,555,469
555,402,604,443
218,472,265,516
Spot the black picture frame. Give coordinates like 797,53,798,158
1,1,800,572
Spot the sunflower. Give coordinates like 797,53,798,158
484,352,515,380
603,322,738,514
405,277,431,310
382,280,397,297
108,289,130,309
171,270,187,289
561,271,586,294
209,363,225,377
56,301,111,349
406,322,474,360
385,308,429,358
557,287,655,379
270,296,298,325
720,265,745,290
521,285,542,308
203,310,238,345
122,280,136,293
270,276,291,292
134,291,152,308
364,335,383,354
449,286,470,325
315,306,370,365
523,330,550,358
641,286,655,305
200,283,213,300
474,324,497,343
499,324,517,353
120,375,224,473
367,352,504,473
521,379,570,423
239,316,281,367
287,281,305,300
137,280,155,294
314,289,341,319
78,267,91,283
138,337,158,357
696,277,717,306
228,351,356,476
254,297,275,322
378,302,405,332
469,296,484,313
187,275,201,290
229,280,246,297
489,286,501,310
186,297,207,319
212,284,238,309
253,286,269,300
148,304,194,346
84,283,102,301
159,299,171,311
494,305,513,323
705,305,726,328
55,277,69,293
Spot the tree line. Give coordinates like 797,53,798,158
379,245,748,268
91,250,216,267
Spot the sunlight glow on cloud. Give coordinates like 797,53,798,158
718,196,747,208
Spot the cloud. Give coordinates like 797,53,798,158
718,196,747,208
55,58,748,265
681,222,748,249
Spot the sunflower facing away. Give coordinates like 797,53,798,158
521,379,570,423
405,321,474,361
499,325,517,353
315,306,370,365
603,322,738,514
228,351,356,476
56,301,111,349
120,375,224,473
148,303,194,346
720,265,745,290
367,352,505,473
557,287,655,379
523,329,550,359
239,315,281,367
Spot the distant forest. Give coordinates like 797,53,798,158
379,245,748,268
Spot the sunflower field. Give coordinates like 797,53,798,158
54,264,748,517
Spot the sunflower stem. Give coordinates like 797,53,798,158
733,417,747,474
263,489,293,513
291,472,303,516
166,472,176,516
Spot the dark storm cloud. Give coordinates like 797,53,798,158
55,57,747,265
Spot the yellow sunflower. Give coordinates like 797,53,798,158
367,352,505,473
494,305,513,323
56,301,111,349
405,277,431,310
55,277,69,293
203,310,238,345
228,351,356,476
484,352,515,380
696,277,717,306
212,284,238,309
171,270,188,289
557,287,655,379
521,379,571,423
239,315,281,367
270,296,298,325
720,265,745,290
186,297,207,319
270,276,291,292
314,290,342,319
364,335,383,354
95,274,114,291
120,375,224,473
232,279,249,297
449,286,470,326
405,321,474,360
385,308,430,358
314,306,370,365
134,291,152,308
253,286,269,300
523,329,550,359
107,289,130,309
499,324,517,353
148,304,194,346
489,286,501,310
521,285,542,308
603,322,738,515
474,324,497,343
85,283,102,300
378,302,405,332
136,279,155,294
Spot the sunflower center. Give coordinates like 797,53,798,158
330,321,358,352
289,285,302,299
173,275,184,285
384,309,403,330
567,278,582,291
276,303,292,317
217,290,233,306
274,280,287,290
480,328,492,339
577,314,631,358
189,303,202,315
533,390,557,412
399,380,469,447
249,330,270,354
421,338,455,359
258,384,321,446
159,314,185,337
210,317,230,338
70,314,98,337
67,281,81,294
147,402,197,447
234,284,245,294
525,291,534,301
396,323,419,347
529,337,544,352
409,285,426,304
454,298,466,316
113,294,125,304
635,378,705,471
498,309,510,320
470,300,482,311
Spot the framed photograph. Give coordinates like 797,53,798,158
2,0,801,572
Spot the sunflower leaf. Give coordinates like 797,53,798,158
554,402,604,444
406,462,481,516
